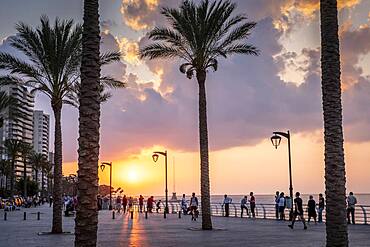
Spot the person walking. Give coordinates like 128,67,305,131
147,196,154,213
139,195,144,213
181,194,188,214
318,193,325,223
190,192,199,221
122,195,128,213
156,200,161,213
116,196,122,213
288,192,307,230
278,192,286,220
307,195,317,224
49,195,53,207
249,192,256,218
347,192,357,224
275,191,280,219
240,196,249,218
223,194,232,217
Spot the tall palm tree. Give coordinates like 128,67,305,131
0,16,124,233
30,152,47,195
0,159,11,191
140,0,258,230
20,142,33,198
0,91,20,128
3,139,23,197
320,0,348,246
75,0,101,246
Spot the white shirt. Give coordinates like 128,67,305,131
223,197,232,204
278,197,285,207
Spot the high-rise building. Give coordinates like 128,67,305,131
33,110,50,190
0,85,34,181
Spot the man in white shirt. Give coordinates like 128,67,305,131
347,192,357,224
223,194,232,217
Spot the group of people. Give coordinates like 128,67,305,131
63,194,77,216
181,193,200,221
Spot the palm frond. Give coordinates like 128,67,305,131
100,51,121,66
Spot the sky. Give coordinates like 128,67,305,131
0,0,370,197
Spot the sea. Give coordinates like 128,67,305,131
156,193,370,205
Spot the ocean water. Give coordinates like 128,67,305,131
154,193,370,205
209,194,370,205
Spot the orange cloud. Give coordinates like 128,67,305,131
120,0,159,30
115,37,140,64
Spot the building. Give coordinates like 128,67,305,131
33,110,50,190
0,85,34,182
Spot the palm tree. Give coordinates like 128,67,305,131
320,0,348,246
20,142,33,198
3,139,23,197
75,0,101,246
140,0,258,229
30,152,47,195
0,16,124,233
0,91,20,128
0,159,11,191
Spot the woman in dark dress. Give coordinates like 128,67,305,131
307,195,317,224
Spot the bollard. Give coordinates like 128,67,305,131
4,212,7,221
131,211,133,219
145,211,148,219
164,211,166,219
23,212,26,220
37,212,40,220
112,211,115,219
178,211,181,219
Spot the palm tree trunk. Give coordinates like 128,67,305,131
320,0,348,246
52,103,63,233
35,168,39,194
10,160,15,197
75,0,101,246
41,169,44,198
197,70,212,230
23,159,27,197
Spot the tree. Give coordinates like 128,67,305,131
0,91,20,128
75,0,101,246
0,159,11,191
3,139,23,197
20,142,33,197
320,0,348,246
140,0,258,229
16,177,38,197
0,16,124,233
29,152,47,195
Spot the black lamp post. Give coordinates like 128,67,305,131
101,162,113,210
271,130,293,220
152,151,169,214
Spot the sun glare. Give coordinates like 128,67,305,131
127,169,139,183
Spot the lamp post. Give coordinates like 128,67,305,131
101,162,113,210
152,151,169,214
271,130,293,220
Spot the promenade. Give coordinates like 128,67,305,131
0,205,369,247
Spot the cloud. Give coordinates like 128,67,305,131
120,0,160,30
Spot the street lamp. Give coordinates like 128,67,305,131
101,162,113,210
152,151,169,214
270,130,294,219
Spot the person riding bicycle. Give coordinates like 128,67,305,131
190,192,199,221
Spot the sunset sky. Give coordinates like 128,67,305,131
1,0,370,196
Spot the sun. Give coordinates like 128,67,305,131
127,169,139,183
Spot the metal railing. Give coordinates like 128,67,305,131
148,201,369,225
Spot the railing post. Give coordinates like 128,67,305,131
131,211,134,219
178,210,181,218
360,206,367,224
233,204,237,217
112,211,115,219
145,211,148,219
4,212,7,221
261,204,266,219
37,212,40,220
23,212,26,220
